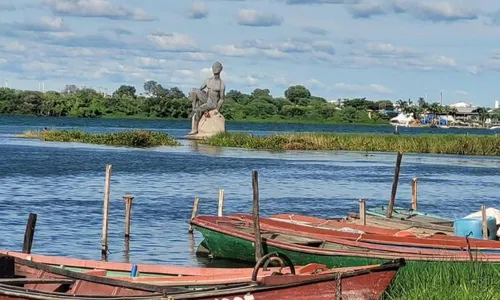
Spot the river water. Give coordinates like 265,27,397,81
1,116,499,267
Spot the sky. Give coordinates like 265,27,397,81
1,0,500,106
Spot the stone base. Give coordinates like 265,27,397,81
184,109,225,140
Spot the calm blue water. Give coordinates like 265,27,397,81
1,116,500,267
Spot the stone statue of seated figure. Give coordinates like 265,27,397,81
188,61,226,136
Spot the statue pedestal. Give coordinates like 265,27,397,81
184,109,226,140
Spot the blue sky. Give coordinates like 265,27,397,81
1,0,500,106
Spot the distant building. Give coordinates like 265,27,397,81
450,102,478,123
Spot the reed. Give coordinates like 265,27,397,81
384,260,500,300
19,129,180,147
204,132,500,156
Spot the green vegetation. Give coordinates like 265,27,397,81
0,83,397,124
203,132,500,156
20,129,180,147
384,261,500,300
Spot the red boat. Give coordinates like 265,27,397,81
229,214,500,254
0,251,404,300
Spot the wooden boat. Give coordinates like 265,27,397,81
230,214,500,253
270,205,454,237
190,215,500,267
348,206,453,235
366,206,452,224
0,251,404,300
0,250,342,286
269,213,453,237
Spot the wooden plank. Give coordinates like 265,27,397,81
218,189,225,217
123,195,134,238
0,278,74,284
411,178,418,210
387,152,403,218
252,170,263,262
482,205,488,240
359,199,366,226
189,197,200,234
102,164,112,259
349,214,454,233
22,213,37,254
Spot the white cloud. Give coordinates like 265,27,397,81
2,41,27,52
181,52,213,61
466,65,480,75
213,45,259,57
176,69,194,77
364,42,420,57
455,90,469,95
346,0,479,22
148,32,197,51
274,76,289,86
237,9,283,26
333,82,393,94
42,0,155,21
188,2,208,19
306,78,326,88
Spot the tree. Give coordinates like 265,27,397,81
473,107,489,127
251,88,271,99
62,84,79,94
344,98,372,110
113,85,136,98
143,80,158,96
417,97,428,108
166,87,185,99
284,85,311,104
143,80,167,97
396,99,410,114
375,100,394,110
341,107,357,123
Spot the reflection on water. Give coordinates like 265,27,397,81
0,116,499,267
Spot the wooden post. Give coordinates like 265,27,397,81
22,213,37,254
218,189,225,217
482,205,488,240
189,197,200,234
411,178,418,211
252,171,263,262
359,199,366,226
101,164,112,259
386,152,403,218
123,195,134,238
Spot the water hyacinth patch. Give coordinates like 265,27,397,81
20,129,180,147
203,132,500,156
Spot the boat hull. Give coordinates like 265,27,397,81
195,225,386,268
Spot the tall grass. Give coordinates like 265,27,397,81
204,132,500,156
384,260,500,300
20,129,180,147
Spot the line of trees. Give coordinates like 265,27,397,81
0,81,397,124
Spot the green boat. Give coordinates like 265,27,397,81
190,215,495,268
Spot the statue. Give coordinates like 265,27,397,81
187,61,226,137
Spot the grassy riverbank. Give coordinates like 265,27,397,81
204,132,500,156
19,129,180,147
385,260,500,300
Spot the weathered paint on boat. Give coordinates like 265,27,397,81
193,225,386,268
367,206,453,223
231,214,500,253
191,216,500,264
0,252,403,300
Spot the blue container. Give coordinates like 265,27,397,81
130,264,138,277
454,217,497,240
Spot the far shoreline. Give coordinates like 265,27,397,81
0,114,393,127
